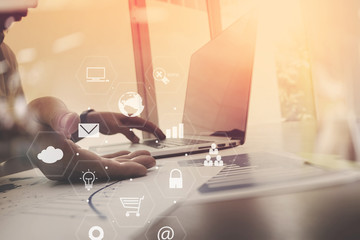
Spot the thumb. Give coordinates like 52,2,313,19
29,97,80,138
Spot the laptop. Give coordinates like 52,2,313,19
90,10,258,158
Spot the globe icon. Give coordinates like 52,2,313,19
118,92,144,117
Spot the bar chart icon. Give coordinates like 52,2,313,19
166,123,184,139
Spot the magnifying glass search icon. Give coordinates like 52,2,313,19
153,67,170,85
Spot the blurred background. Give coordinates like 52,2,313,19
4,0,360,153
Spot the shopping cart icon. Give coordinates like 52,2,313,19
120,196,144,217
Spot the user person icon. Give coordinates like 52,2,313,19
204,155,213,167
214,155,223,166
209,143,219,155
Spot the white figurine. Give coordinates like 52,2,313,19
209,143,219,155
214,155,223,166
204,155,213,167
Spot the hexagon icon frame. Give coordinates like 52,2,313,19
186,132,242,178
67,160,110,196
107,81,158,130
145,216,187,240
26,131,75,179
146,56,186,94
157,111,196,141
107,181,155,228
75,214,118,240
76,56,117,95
153,163,196,200
75,109,111,139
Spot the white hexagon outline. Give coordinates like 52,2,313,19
75,214,118,240
75,108,111,138
26,131,75,179
152,109,207,195
152,108,199,199
67,159,111,197
106,180,156,229
76,56,118,96
187,131,242,178
153,163,197,200
157,111,197,139
106,81,159,130
156,111,199,159
145,215,187,240
145,56,186,94
158,113,208,161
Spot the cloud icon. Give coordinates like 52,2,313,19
37,146,64,164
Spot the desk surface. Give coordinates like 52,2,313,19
135,180,360,240
1,122,359,240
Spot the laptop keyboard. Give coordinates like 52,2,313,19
197,152,330,193
143,138,211,149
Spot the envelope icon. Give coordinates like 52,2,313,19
78,123,99,138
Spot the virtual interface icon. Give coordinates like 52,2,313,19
86,67,109,83
37,146,63,164
204,143,223,167
165,123,184,139
120,196,144,217
157,226,175,240
214,155,224,166
153,67,170,85
118,92,144,117
169,169,183,189
209,143,218,155
78,123,100,138
81,170,97,191
88,226,104,240
204,154,213,167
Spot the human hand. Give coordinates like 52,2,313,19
86,111,166,143
25,96,158,180
27,132,155,181
28,96,165,142
27,96,80,138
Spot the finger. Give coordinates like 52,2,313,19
121,128,140,143
66,160,147,181
121,117,166,140
114,150,152,160
101,160,147,179
127,150,152,158
29,97,80,138
101,150,131,158
136,125,166,140
114,155,156,169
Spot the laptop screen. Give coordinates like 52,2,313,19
183,10,258,143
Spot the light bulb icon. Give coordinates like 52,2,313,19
81,169,97,191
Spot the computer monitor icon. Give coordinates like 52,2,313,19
86,67,109,82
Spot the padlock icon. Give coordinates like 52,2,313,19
169,169,183,189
